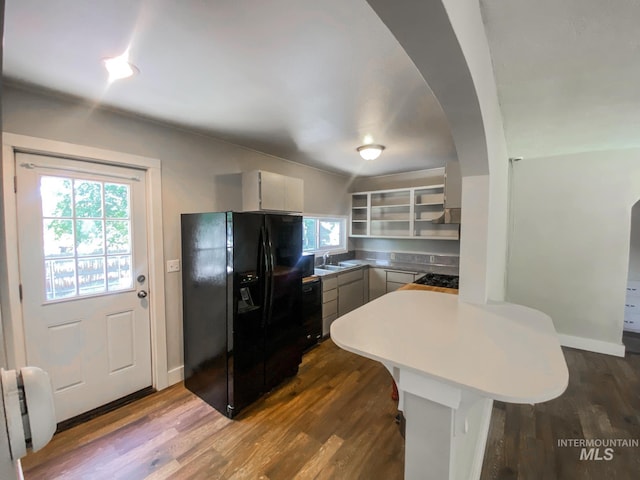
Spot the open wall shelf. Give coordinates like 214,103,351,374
349,184,459,240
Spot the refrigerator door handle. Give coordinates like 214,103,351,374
260,226,272,325
265,225,276,326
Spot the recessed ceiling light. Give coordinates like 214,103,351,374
357,144,385,161
103,50,139,82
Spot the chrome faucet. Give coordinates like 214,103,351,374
323,251,331,266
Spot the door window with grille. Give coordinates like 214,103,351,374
41,176,133,301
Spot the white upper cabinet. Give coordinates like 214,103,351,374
242,170,304,213
283,175,304,212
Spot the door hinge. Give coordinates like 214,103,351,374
14,175,17,193
18,284,23,302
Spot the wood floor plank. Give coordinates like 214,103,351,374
292,434,344,479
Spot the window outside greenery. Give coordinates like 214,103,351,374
41,175,133,301
303,216,346,253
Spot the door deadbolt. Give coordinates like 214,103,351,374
137,275,146,283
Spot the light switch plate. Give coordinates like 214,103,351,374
166,259,180,273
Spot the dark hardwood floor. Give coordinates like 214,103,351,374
22,340,404,480
481,347,640,480
21,341,640,479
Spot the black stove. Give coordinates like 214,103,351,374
414,273,459,289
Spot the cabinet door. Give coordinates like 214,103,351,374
339,279,364,317
362,267,369,303
323,313,338,337
284,176,304,212
369,267,386,301
260,171,285,211
386,281,407,293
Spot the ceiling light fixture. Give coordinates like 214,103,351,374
357,144,385,161
103,50,139,82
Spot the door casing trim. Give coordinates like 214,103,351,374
1,132,168,390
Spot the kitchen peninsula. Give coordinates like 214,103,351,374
331,290,568,480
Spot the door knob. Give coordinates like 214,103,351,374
137,290,148,299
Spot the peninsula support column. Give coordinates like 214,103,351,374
399,370,493,480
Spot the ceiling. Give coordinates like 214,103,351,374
480,0,640,159
2,0,457,177
5,1,638,177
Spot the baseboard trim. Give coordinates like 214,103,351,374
558,333,625,357
167,365,184,386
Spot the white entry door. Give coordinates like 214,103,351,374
15,152,152,422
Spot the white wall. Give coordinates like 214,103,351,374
507,149,640,349
2,83,352,374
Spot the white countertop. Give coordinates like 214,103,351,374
330,290,568,404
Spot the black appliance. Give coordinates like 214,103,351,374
414,273,459,289
302,278,322,351
181,212,304,418
299,253,315,278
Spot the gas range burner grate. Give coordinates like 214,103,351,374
414,273,459,289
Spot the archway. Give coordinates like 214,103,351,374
366,0,509,302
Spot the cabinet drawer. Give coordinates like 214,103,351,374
624,312,640,332
625,299,640,312
323,298,337,317
627,281,640,298
322,276,338,292
386,271,416,284
323,288,338,303
338,269,363,285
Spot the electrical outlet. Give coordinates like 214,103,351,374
430,255,435,264
390,253,396,260
166,259,180,273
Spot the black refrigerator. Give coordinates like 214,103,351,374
181,212,304,418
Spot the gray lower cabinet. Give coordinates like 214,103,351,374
321,267,367,337
338,269,364,317
369,267,386,301
369,267,418,300
386,270,416,292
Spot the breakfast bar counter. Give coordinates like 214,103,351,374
330,290,568,480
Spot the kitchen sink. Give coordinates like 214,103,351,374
313,268,333,275
321,265,346,271
314,264,361,276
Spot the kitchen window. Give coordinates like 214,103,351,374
303,215,347,254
